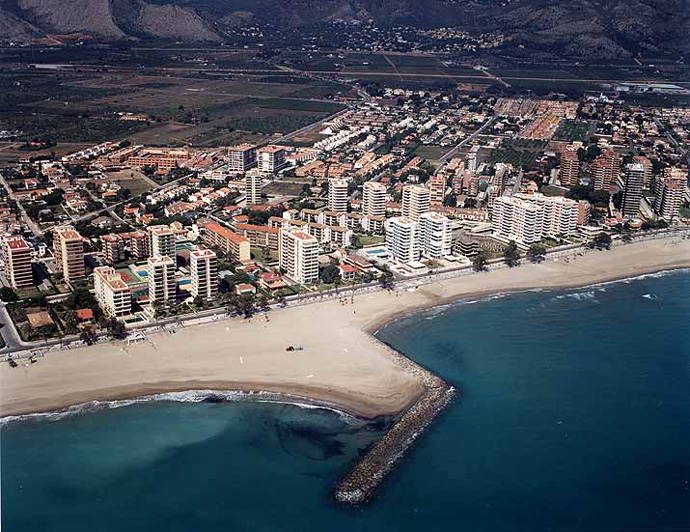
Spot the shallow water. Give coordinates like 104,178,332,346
2,271,689,531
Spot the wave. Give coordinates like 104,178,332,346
642,293,660,301
588,268,690,290
554,290,599,303
0,390,358,426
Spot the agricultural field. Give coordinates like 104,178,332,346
553,120,593,142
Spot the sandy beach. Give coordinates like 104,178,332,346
2,236,689,419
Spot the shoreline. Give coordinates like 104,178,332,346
2,237,690,421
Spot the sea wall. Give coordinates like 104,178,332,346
334,339,457,505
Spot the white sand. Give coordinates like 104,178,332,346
2,237,689,419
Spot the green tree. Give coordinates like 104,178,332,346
0,286,18,302
527,244,547,263
503,241,521,268
590,232,612,250
80,326,97,345
378,266,395,291
106,318,127,340
472,251,489,272
320,264,340,284
228,293,256,319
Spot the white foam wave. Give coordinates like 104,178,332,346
555,290,599,302
0,390,357,426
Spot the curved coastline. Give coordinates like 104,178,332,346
2,237,690,503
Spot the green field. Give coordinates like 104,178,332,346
553,120,592,142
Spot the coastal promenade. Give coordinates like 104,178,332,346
2,233,690,503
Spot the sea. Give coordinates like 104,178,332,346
2,270,689,531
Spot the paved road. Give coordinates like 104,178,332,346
440,116,497,163
0,175,44,237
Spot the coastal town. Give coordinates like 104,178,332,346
0,89,688,352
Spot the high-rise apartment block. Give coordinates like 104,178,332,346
514,193,580,237
94,266,131,317
328,178,349,213
429,176,447,206
257,146,286,173
245,170,262,206
190,248,218,300
492,197,544,244
362,181,387,218
279,228,319,284
418,212,452,258
402,185,430,221
559,149,580,187
386,217,420,263
227,144,257,172
54,225,85,283
148,225,175,258
622,163,645,217
591,151,621,191
1,235,33,289
147,256,176,303
654,171,686,220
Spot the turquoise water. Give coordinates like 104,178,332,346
2,271,689,531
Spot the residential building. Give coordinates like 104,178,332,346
93,266,131,317
227,143,257,172
622,163,645,217
148,225,175,258
591,151,621,191
279,228,319,284
101,234,126,265
429,176,447,206
328,178,349,213
235,223,280,250
386,217,420,263
514,193,580,236
559,149,580,187
190,248,218,300
147,255,176,303
654,172,685,219
402,185,430,221
1,235,33,289
201,222,251,263
577,200,591,226
245,170,262,206
419,212,452,258
54,225,85,282
632,155,653,187
257,146,286,173
362,181,387,218
492,196,544,244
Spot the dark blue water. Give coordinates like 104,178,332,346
2,271,689,531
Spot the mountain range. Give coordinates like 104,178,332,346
0,0,687,60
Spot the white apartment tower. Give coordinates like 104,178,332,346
362,181,387,218
54,225,85,283
402,185,430,222
279,228,319,284
1,235,33,289
93,266,132,318
654,172,685,220
257,146,286,173
148,225,175,258
190,248,218,300
386,217,420,263
492,197,544,244
514,193,579,237
147,256,176,303
328,178,350,213
622,163,645,217
419,212,452,258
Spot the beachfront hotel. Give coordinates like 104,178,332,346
402,185,431,222
54,225,85,283
147,255,176,303
362,181,387,218
148,225,175,258
1,235,33,289
190,248,218,300
201,222,251,263
328,178,350,213
93,266,132,317
491,196,544,244
279,228,319,285
227,143,257,172
418,212,452,259
386,216,420,263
